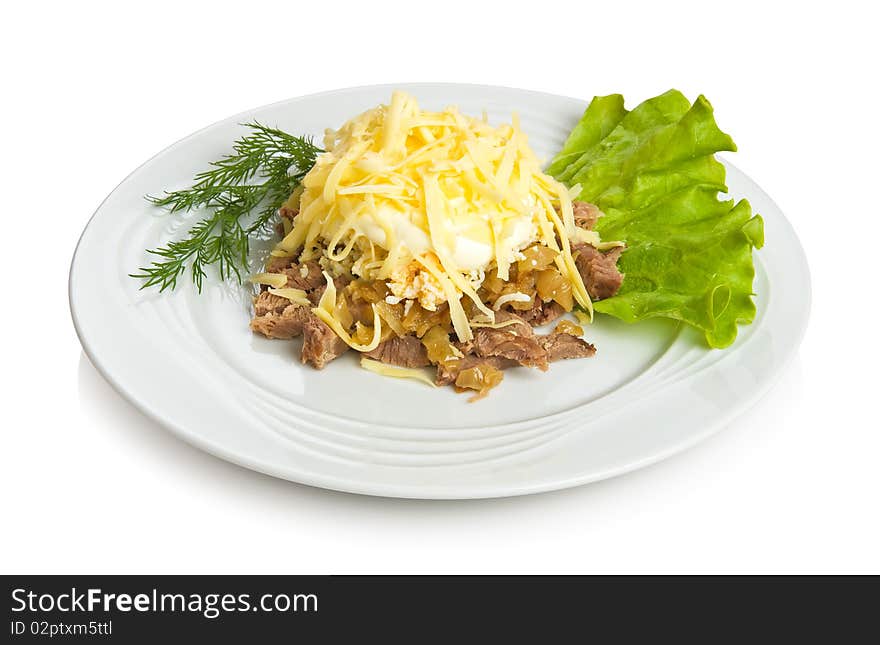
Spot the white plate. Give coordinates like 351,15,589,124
69,83,810,499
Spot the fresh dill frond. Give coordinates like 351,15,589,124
132,123,322,292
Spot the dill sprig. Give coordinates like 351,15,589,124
131,122,321,292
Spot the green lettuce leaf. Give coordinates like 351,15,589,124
549,91,764,348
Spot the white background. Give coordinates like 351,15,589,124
3,1,878,574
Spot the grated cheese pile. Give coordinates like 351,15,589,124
273,91,593,343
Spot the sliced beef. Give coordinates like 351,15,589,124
363,335,430,368
262,256,352,308
517,299,565,327
258,258,325,289
252,288,350,368
265,254,296,274
572,244,624,300
301,314,348,369
435,355,517,386
537,331,596,362
484,309,534,335
252,291,292,317
470,310,549,370
279,261,325,292
572,200,603,230
251,260,332,339
250,292,311,340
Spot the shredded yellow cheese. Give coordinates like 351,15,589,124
312,272,382,352
250,272,289,289
596,240,626,251
267,287,310,306
269,249,294,258
276,91,600,342
571,228,602,246
359,357,437,387
469,319,524,330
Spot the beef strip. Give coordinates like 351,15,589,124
252,206,356,370
517,299,565,327
265,255,296,273
469,310,549,370
301,314,348,369
250,292,311,340
253,291,291,317
572,200,604,230
435,355,518,386
484,309,533,335
572,244,624,300
537,331,596,362
363,335,430,368
251,260,332,338
260,256,325,288
279,261,325,292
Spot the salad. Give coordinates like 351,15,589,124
135,90,763,399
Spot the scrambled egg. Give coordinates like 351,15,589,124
386,263,446,311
